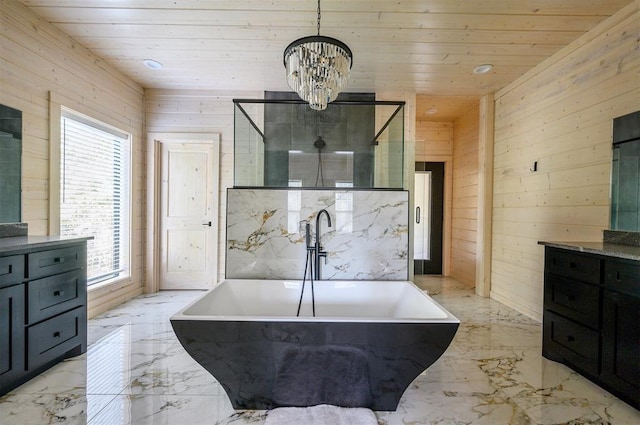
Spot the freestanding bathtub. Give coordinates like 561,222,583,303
170,279,459,411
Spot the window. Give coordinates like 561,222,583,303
60,109,131,286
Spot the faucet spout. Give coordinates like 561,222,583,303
314,209,332,280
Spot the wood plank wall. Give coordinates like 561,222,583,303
492,1,639,320
451,105,480,286
416,122,454,159
145,89,262,283
1,2,146,318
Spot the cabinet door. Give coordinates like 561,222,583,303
604,258,640,297
0,284,25,395
602,290,640,408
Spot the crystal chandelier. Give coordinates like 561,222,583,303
283,0,353,111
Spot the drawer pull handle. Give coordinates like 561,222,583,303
567,335,575,342
54,257,65,264
53,331,63,338
616,271,621,281
53,290,64,297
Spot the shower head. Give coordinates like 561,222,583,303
313,135,326,151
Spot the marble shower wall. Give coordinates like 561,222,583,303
226,188,409,280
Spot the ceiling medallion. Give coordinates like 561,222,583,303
283,0,353,111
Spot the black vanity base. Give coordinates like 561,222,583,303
541,245,640,411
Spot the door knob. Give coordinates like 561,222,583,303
202,222,212,227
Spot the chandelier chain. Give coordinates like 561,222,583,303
317,0,321,36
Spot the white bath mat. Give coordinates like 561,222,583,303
265,404,378,425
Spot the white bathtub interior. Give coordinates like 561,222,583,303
176,279,458,323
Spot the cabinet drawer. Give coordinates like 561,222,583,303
544,274,600,329
604,258,640,297
543,311,600,376
0,255,24,289
545,248,602,285
27,245,86,280
27,269,86,325
27,306,86,370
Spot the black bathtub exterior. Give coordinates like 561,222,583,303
170,319,459,411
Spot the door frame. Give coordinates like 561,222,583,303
410,156,452,279
414,162,445,275
146,133,220,293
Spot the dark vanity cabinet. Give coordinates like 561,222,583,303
543,246,640,410
601,258,640,403
0,240,88,395
0,256,26,390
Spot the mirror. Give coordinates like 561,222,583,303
0,104,22,223
610,111,640,231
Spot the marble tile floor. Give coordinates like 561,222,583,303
1,276,639,425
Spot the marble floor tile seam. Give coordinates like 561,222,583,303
87,319,179,328
86,333,183,348
10,385,130,398
88,319,180,328
7,340,195,397
87,395,118,425
9,367,133,397
0,393,113,425
407,347,627,406
85,394,258,425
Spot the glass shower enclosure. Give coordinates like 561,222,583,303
233,97,405,189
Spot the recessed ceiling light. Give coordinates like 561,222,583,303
473,64,493,74
143,59,163,70
425,108,438,115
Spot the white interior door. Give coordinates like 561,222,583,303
414,171,431,260
160,140,219,290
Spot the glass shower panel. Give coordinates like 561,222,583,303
373,104,404,189
233,99,404,189
234,102,265,187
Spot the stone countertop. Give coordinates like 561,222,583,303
0,235,93,254
538,241,640,261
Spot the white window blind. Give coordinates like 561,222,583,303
60,111,131,286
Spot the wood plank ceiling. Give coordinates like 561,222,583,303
18,0,634,115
